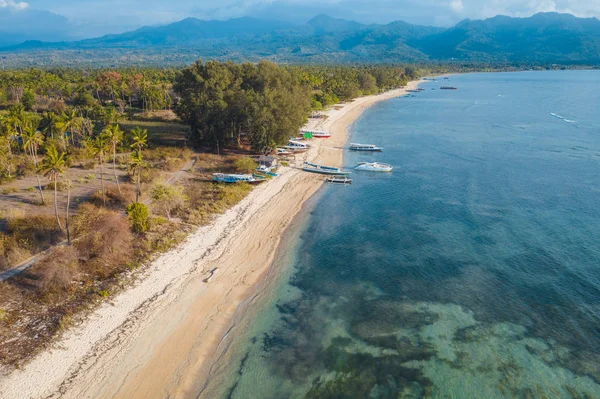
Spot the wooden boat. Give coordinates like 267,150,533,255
302,162,350,176
350,143,382,152
213,173,267,184
326,176,353,184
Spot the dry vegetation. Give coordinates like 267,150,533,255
0,121,259,367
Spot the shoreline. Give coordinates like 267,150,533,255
0,80,422,399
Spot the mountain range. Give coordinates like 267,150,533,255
3,12,600,65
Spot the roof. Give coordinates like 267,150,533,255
258,155,276,162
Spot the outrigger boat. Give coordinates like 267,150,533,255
303,162,350,176
326,176,353,184
213,173,267,184
350,143,382,152
354,162,393,172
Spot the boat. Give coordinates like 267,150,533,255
303,162,350,175
440,86,457,90
407,89,420,93
354,162,393,172
276,148,292,155
212,173,266,184
349,143,382,152
326,176,353,184
417,88,425,92
301,129,331,138
284,140,310,153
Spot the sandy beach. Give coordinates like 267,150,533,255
0,80,421,399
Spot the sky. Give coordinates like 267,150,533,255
3,0,600,38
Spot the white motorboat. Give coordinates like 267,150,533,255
349,143,382,152
354,162,393,172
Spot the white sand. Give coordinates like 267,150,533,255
0,81,421,399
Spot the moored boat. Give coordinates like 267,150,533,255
349,143,382,152
303,162,350,175
326,176,353,184
440,86,458,90
354,162,393,172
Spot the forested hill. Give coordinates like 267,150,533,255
3,12,600,66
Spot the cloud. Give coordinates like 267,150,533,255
0,0,29,10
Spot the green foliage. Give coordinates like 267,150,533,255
21,89,35,111
126,202,149,232
151,182,186,220
233,157,258,173
98,290,110,298
0,308,7,322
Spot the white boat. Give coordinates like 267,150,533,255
303,162,350,176
276,148,292,155
284,140,310,152
354,162,393,172
302,129,331,138
326,176,353,184
349,143,382,152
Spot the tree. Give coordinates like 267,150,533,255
21,122,46,205
64,179,73,244
21,89,35,111
88,135,109,206
128,150,146,203
59,109,81,149
130,126,148,154
126,202,149,232
102,124,124,195
40,146,66,230
151,182,186,221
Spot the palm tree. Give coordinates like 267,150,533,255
64,179,73,244
89,135,109,206
59,109,81,149
0,114,14,155
130,126,148,154
40,146,66,230
128,150,146,202
41,111,59,140
6,105,27,154
21,122,46,205
102,124,124,195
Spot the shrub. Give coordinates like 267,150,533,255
73,204,134,279
234,157,258,173
6,216,64,254
280,161,289,167
29,246,79,294
163,157,185,172
126,202,149,233
82,161,97,170
151,182,186,220
45,180,67,192
0,308,7,322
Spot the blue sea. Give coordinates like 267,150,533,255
201,71,600,398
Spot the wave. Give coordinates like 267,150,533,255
550,113,576,124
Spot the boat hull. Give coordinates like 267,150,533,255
303,168,351,176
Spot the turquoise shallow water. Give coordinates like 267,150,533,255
201,71,600,399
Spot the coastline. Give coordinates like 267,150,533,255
0,80,422,399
